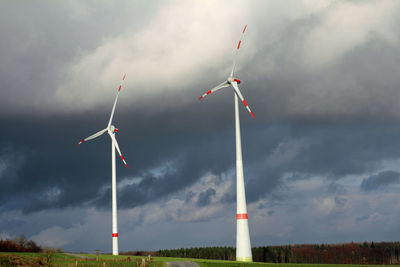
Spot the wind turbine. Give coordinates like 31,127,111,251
198,25,253,262
77,74,129,255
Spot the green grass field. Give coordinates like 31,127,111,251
0,252,389,267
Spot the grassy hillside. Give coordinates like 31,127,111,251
0,252,390,266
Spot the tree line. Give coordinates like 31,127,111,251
0,235,42,253
157,241,400,264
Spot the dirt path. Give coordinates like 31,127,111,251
167,262,200,267
63,253,90,259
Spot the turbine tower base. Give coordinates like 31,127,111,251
236,257,253,262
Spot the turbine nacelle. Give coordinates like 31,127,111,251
109,125,119,133
227,77,241,84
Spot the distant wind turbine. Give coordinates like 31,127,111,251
198,25,253,262
77,74,129,255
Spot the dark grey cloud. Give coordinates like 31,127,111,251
244,120,400,203
221,193,235,204
0,105,236,213
326,182,346,195
356,215,369,223
3,107,400,214
197,188,216,207
185,191,195,203
360,170,400,191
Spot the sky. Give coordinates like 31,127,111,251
1,0,400,253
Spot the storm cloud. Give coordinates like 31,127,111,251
360,170,400,191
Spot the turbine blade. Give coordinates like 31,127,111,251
231,82,255,118
110,133,129,168
77,128,107,145
198,81,229,100
108,74,127,128
230,24,247,78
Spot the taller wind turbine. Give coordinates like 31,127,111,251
198,25,253,262
77,74,129,255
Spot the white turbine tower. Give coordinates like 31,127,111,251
198,25,253,262
77,74,129,255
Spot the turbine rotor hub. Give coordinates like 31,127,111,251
110,125,118,133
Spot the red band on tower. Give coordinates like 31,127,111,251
112,233,118,237
237,213,248,220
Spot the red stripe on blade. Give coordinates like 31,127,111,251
112,233,118,237
237,40,241,49
250,111,255,118
242,100,248,107
243,25,247,33
118,85,122,92
206,90,211,95
198,96,203,100
121,155,124,160
122,74,126,80
237,213,248,220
